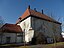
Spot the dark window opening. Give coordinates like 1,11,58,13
6,37,10,43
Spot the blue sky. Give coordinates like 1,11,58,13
0,0,64,30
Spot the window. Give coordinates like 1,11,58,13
43,28,45,32
17,33,23,37
17,33,23,43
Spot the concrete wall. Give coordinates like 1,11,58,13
0,33,1,44
0,36,1,44
31,17,62,42
0,33,23,44
1,33,16,44
17,16,62,43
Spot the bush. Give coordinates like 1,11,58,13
30,32,46,45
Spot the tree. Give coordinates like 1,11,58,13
0,16,5,28
35,32,46,44
30,31,46,45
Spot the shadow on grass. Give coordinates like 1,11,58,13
0,43,30,48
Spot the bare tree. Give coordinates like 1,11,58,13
0,16,5,44
57,17,64,31
0,16,5,28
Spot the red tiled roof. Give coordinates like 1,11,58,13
0,23,22,33
16,7,61,24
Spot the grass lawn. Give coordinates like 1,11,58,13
0,42,64,48
15,42,64,48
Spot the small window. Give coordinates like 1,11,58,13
43,28,45,32
17,33,23,37
17,35,23,37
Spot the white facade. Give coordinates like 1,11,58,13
17,17,34,43
61,32,64,38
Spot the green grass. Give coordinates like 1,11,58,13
0,44,17,46
16,42,64,48
0,42,64,48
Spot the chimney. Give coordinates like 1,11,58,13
28,5,30,9
34,8,37,12
19,17,21,20
42,9,43,14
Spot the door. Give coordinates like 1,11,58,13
6,37,10,43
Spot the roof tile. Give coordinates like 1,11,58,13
16,7,61,24
0,23,22,33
